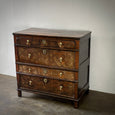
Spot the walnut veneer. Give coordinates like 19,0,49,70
13,28,91,108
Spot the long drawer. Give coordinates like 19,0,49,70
16,35,79,50
18,65,78,81
17,47,79,69
20,75,75,98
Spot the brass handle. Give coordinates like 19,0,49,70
43,78,48,84
58,42,63,48
59,85,63,90
43,49,47,55
28,53,31,59
59,72,63,77
28,68,31,72
42,40,47,45
29,80,32,85
26,40,30,45
43,68,47,75
59,57,63,63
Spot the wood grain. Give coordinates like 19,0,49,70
18,65,77,81
17,47,77,69
20,75,75,97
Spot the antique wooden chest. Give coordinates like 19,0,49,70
13,28,91,108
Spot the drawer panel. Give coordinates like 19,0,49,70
18,65,77,81
20,75,75,97
17,47,77,69
16,35,79,50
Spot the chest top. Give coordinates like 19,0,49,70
13,28,91,39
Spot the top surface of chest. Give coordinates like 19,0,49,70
13,28,91,39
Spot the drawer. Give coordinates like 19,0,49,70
17,47,78,69
18,65,77,81
20,75,75,97
16,35,79,50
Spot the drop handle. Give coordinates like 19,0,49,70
59,85,63,90
26,40,30,45
58,42,63,48
28,68,31,72
29,80,32,86
43,68,47,75
59,57,63,63
28,53,31,59
59,72,63,77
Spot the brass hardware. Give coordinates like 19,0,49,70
26,40,30,45
42,40,47,45
28,53,31,58
29,80,32,85
43,49,47,55
43,78,48,84
58,42,63,48
59,57,63,63
28,68,31,72
43,68,47,74
59,85,63,90
59,72,63,77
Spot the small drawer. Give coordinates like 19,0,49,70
16,35,32,46
17,47,78,69
15,35,79,50
18,65,77,81
20,75,75,97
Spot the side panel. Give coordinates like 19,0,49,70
78,35,90,97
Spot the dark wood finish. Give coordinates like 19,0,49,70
18,65,77,81
16,35,79,50
13,28,91,39
17,47,77,69
13,28,91,108
20,75,75,98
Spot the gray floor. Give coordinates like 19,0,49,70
0,74,115,115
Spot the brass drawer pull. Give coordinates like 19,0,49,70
26,40,30,45
58,42,63,48
29,80,32,86
28,68,31,72
59,57,63,63
59,85,63,90
43,78,48,84
43,49,47,55
43,68,47,75
28,53,31,59
59,72,63,77
42,40,47,45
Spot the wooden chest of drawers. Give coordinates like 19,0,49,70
13,28,91,108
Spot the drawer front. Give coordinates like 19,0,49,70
20,75,74,97
18,65,76,81
17,47,76,69
16,36,79,50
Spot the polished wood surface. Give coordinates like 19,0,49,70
13,28,91,108
13,28,91,39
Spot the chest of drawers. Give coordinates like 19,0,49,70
13,28,91,108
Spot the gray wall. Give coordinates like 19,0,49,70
0,0,115,94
